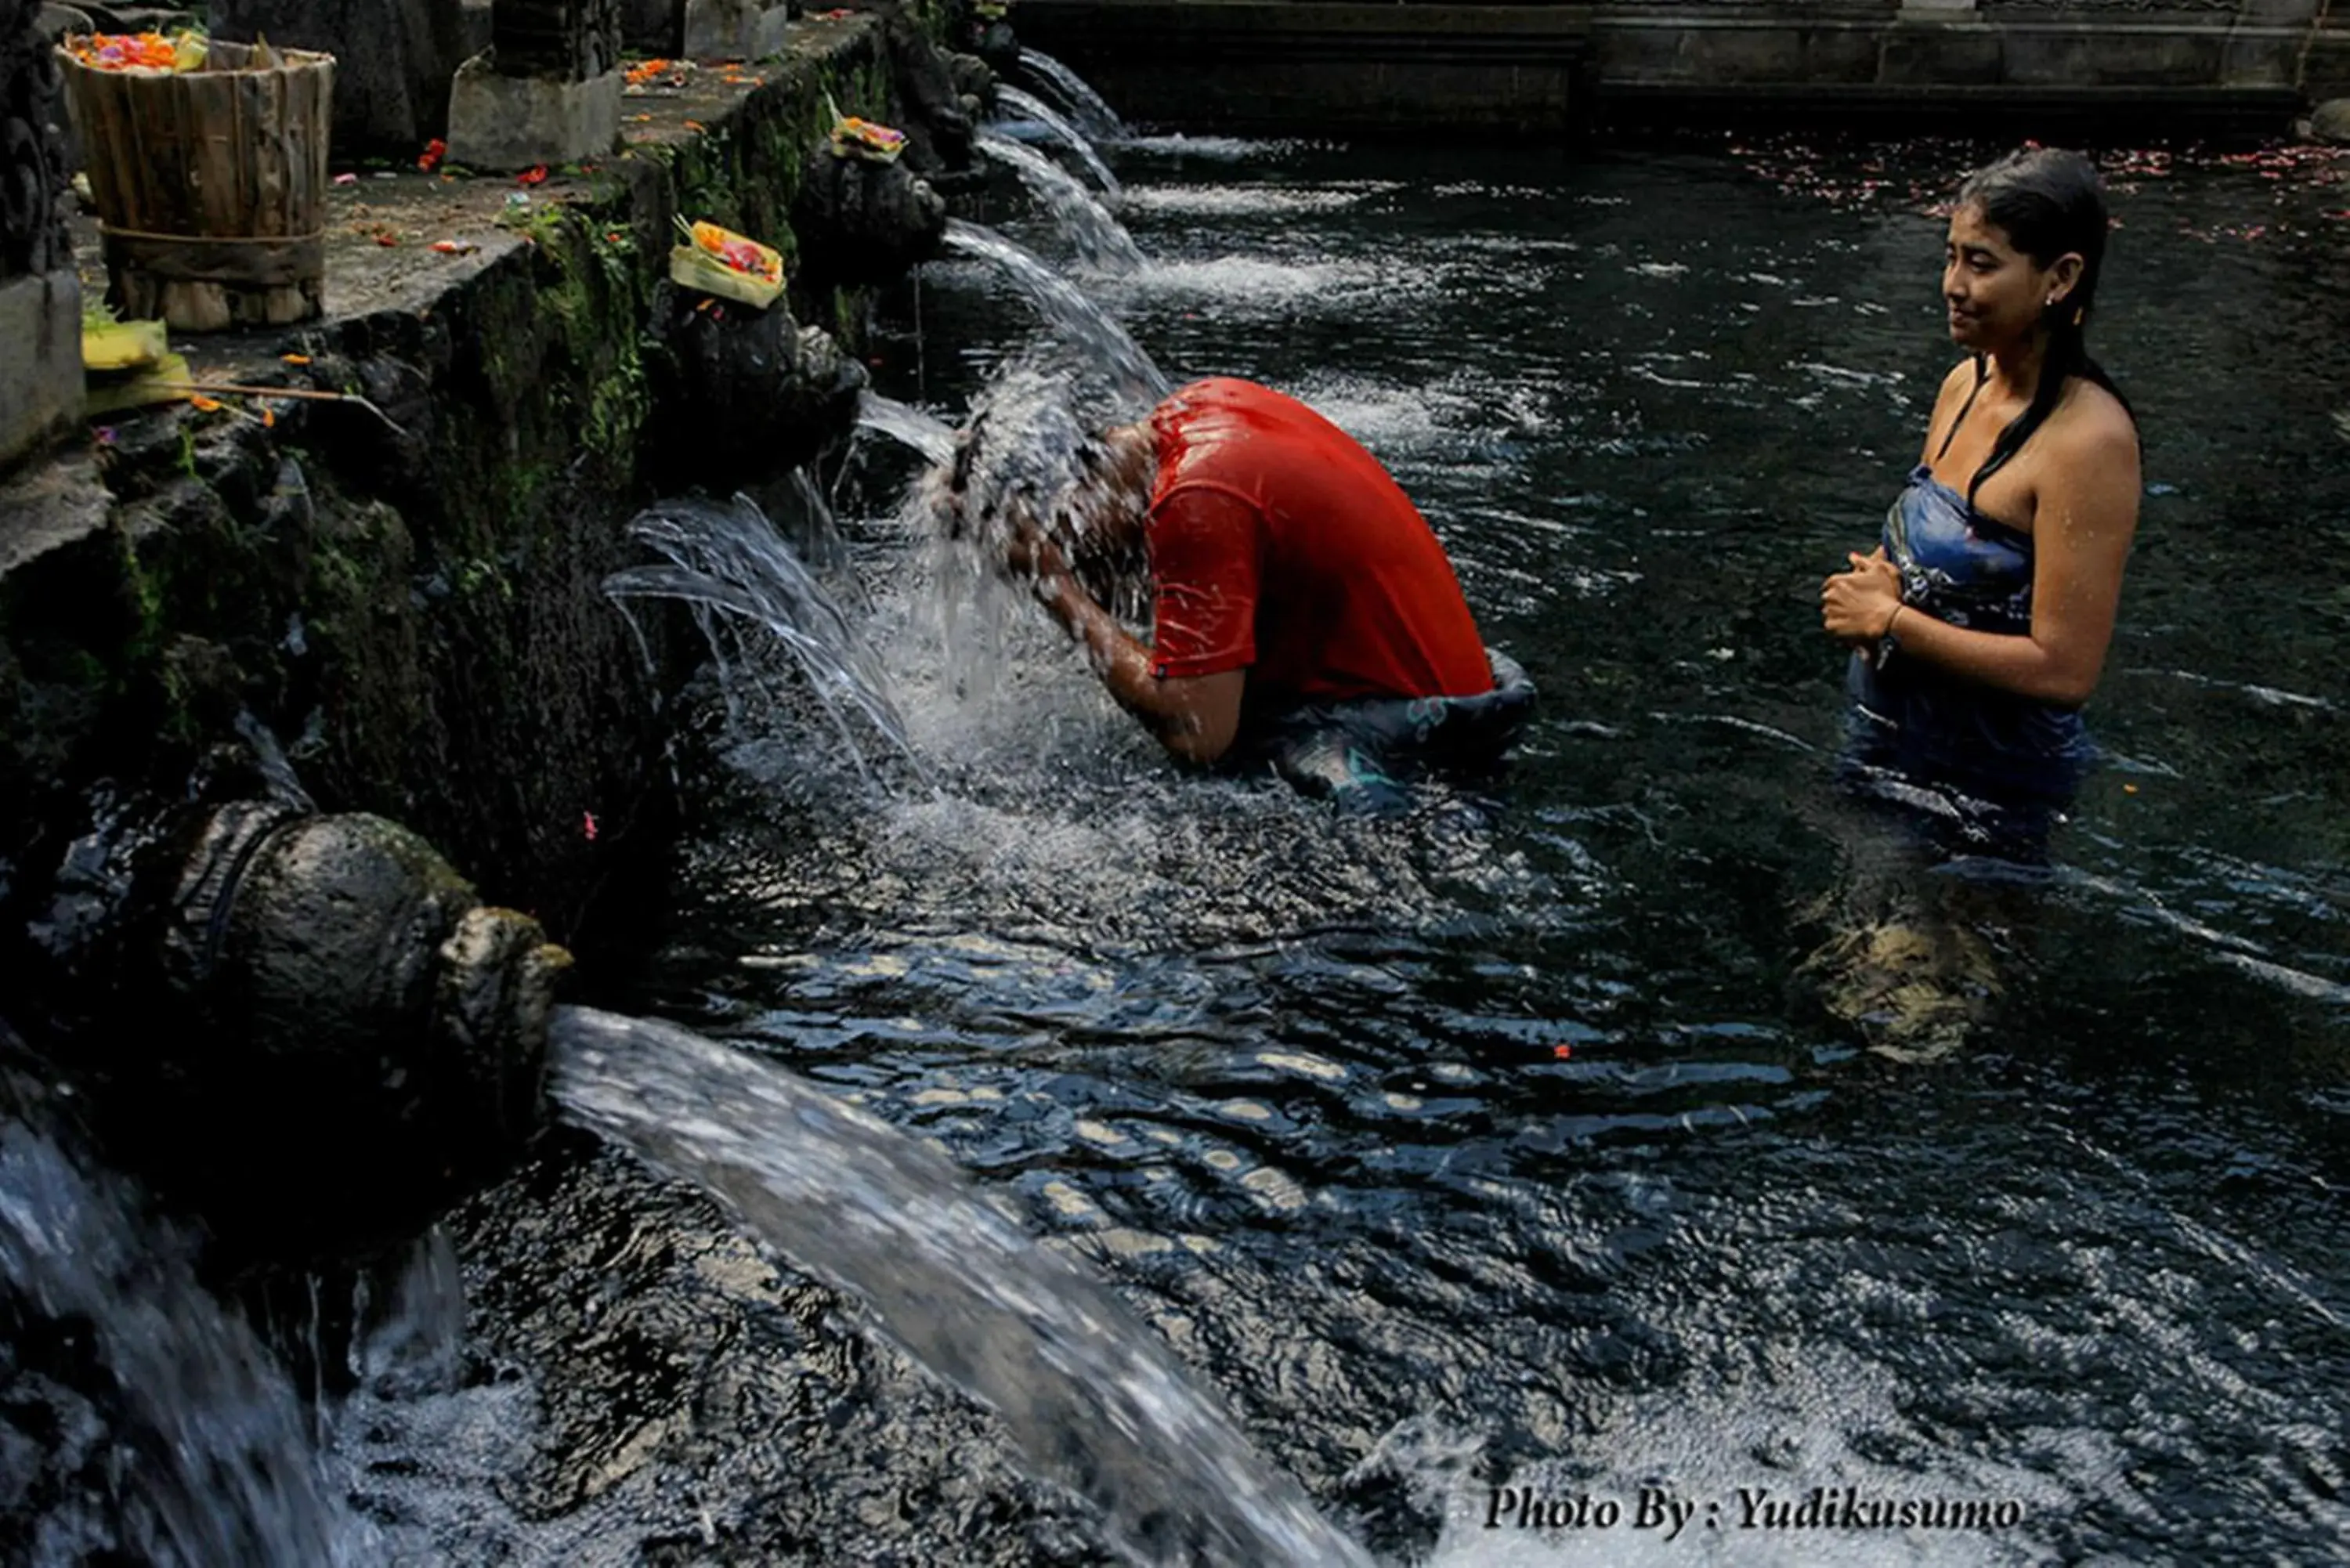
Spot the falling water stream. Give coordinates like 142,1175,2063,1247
548,1006,1376,1567
978,128,1148,273
1019,47,1129,141
15,45,2350,1568
942,217,1170,406
604,493,924,787
0,1102,367,1567
855,390,959,466
996,85,1125,201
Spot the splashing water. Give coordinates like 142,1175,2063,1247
547,1006,1377,1568
942,220,1170,407
978,130,1147,274
1017,47,1128,141
603,493,926,788
995,85,1123,202
856,391,960,467
0,1104,367,1567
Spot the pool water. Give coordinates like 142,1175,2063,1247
451,132,2350,1564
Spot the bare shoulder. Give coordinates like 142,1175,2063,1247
1918,357,1982,457
2049,378,2142,470
1931,356,1979,410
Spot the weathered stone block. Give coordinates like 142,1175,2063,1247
2235,0,2323,20
2219,29,2304,87
622,0,678,52
0,443,103,587
493,0,624,79
446,52,622,169
1878,20,2004,87
2002,25,2220,87
2301,28,2350,103
210,0,471,153
0,272,81,475
462,0,495,57
2313,97,2350,143
683,0,790,61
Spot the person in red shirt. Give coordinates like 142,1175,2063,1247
957,377,1531,802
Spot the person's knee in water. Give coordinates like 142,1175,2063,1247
949,377,1534,801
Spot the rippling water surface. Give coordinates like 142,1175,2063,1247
460,135,2350,1563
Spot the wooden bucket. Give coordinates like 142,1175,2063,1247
59,38,335,332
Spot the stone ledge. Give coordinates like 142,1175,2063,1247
0,449,107,582
0,271,84,477
6,14,905,949
1018,0,2323,131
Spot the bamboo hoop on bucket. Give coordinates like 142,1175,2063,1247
59,38,335,332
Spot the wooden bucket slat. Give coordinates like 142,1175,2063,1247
60,39,334,331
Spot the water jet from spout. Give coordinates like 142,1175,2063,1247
856,392,960,467
978,129,1146,274
942,220,1170,407
995,85,1123,203
546,1006,1377,1568
605,494,926,789
1018,48,1128,142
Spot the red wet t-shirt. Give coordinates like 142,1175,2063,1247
1143,378,1491,704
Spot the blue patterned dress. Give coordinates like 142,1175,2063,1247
1844,461,2096,840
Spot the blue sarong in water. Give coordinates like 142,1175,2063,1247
1842,464,2095,860
1235,649,1537,813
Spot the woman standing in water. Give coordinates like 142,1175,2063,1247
1807,147,2140,1058
1820,146,2141,835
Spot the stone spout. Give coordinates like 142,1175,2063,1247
854,0,978,182
24,797,571,1255
166,804,570,1158
790,146,949,293
645,285,868,487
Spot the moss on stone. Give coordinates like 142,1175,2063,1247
3,12,933,938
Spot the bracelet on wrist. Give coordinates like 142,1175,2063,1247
1871,602,1907,673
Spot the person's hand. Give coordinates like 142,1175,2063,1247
994,504,1068,585
1000,511,1046,577
1821,551,1904,644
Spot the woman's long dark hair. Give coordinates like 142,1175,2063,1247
1957,148,2138,504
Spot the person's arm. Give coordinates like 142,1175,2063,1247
1821,407,2140,706
1003,511,1246,765
1827,363,1972,652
